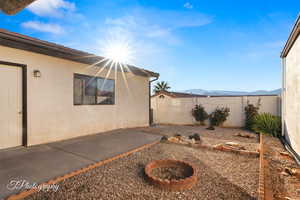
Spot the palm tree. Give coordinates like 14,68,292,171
153,81,171,93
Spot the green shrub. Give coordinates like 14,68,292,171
191,104,209,125
209,107,230,126
244,99,261,131
252,113,281,137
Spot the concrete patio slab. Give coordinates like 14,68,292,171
48,129,161,162
0,129,161,199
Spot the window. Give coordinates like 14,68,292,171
74,74,115,105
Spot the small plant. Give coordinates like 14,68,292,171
206,126,215,130
161,136,168,142
209,107,230,126
191,104,209,125
252,113,281,137
188,133,201,141
244,99,261,131
174,134,181,137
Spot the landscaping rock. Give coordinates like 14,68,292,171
180,136,191,145
284,167,300,178
225,142,246,150
190,138,196,144
273,195,293,200
168,136,198,146
136,125,259,152
280,171,289,176
280,152,294,160
235,133,255,139
168,137,179,143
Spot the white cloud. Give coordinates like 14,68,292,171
104,8,212,45
21,21,65,34
146,27,171,38
184,2,193,9
27,0,75,17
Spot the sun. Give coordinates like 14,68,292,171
102,41,133,65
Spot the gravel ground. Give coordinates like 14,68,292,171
26,142,259,200
263,135,300,199
137,125,259,151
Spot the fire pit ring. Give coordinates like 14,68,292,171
145,159,197,191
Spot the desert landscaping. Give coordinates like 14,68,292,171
15,125,298,200
25,126,260,200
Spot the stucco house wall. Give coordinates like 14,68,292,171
282,32,300,156
0,45,151,146
151,94,280,127
280,15,300,159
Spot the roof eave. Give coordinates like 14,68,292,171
0,29,159,78
0,0,36,15
281,14,300,58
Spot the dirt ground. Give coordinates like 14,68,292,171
263,135,300,199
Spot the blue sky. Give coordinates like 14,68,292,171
1,0,299,91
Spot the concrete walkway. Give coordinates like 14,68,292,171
0,129,161,199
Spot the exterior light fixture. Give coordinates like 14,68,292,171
33,70,41,78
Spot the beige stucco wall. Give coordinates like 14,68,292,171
0,45,150,146
151,95,280,127
283,34,300,156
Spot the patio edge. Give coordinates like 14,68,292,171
258,133,265,200
258,133,273,200
6,140,160,200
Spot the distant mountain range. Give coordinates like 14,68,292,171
180,89,281,96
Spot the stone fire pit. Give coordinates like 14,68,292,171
145,159,197,191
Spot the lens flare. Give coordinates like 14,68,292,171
101,40,134,65
84,38,136,98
